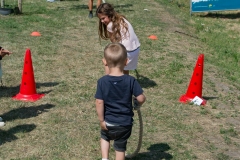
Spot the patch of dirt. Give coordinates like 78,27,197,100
147,0,240,159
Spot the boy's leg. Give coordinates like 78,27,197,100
115,150,125,160
113,126,132,160
101,138,110,159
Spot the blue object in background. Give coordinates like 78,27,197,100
191,0,240,13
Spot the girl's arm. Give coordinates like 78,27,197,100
108,31,114,42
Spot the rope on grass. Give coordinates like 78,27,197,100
125,109,143,158
174,30,199,39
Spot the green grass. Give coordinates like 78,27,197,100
159,0,240,86
0,0,240,159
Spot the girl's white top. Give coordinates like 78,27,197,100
107,18,140,51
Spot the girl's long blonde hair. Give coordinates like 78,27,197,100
96,3,129,42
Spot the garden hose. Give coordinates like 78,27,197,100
125,109,143,158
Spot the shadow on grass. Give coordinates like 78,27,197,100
0,103,55,121
57,4,133,12
128,143,173,160
202,96,218,100
199,12,240,19
57,5,89,11
0,82,59,98
0,124,36,145
134,69,157,88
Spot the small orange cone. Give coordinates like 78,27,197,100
148,35,157,40
31,32,41,36
179,54,206,105
12,49,44,102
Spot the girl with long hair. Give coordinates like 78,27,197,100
96,3,140,75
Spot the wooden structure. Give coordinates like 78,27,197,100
0,0,4,8
18,0,22,13
0,0,22,13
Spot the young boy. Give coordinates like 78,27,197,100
95,43,146,160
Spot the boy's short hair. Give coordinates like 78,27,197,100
104,43,127,68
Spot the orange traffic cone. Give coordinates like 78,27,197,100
148,35,158,40
179,54,206,105
12,49,44,102
31,31,41,36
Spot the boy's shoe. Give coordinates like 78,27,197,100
88,12,93,18
0,117,2,121
0,122,5,127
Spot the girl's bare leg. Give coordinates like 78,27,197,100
88,0,93,18
97,0,102,8
88,0,93,11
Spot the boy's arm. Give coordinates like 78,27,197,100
95,99,107,130
136,94,146,106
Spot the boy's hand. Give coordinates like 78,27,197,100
100,121,108,130
133,98,141,110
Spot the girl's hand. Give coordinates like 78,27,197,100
100,121,108,130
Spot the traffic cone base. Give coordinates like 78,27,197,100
13,93,44,102
179,94,206,105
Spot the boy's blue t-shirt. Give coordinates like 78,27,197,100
95,74,143,126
